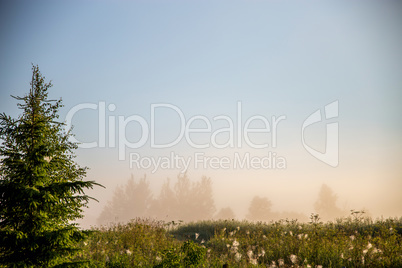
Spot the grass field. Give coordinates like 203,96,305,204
76,213,402,267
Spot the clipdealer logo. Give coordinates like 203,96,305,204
65,100,338,171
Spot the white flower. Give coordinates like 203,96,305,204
246,230,250,235
298,225,302,230
258,249,266,257
316,265,323,268
237,226,240,231
247,250,254,259
367,242,372,249
290,254,297,264
340,253,344,259
278,259,284,266
233,240,240,247
156,256,162,262
249,258,258,265
350,235,355,241
305,233,308,239
226,244,230,248
229,231,235,236
297,234,303,240
234,252,242,262
289,231,293,236
363,249,368,254
201,239,205,244
44,156,52,162
195,233,199,240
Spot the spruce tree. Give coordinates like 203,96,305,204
0,65,102,267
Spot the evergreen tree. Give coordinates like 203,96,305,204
0,65,102,267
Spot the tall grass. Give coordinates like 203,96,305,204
76,214,402,267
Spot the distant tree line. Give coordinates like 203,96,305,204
98,175,354,225
98,174,216,224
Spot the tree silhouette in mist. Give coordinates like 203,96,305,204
99,174,216,224
246,196,273,221
314,184,345,221
151,174,216,222
98,176,152,225
215,207,236,220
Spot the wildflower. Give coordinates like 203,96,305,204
278,259,284,266
249,258,258,265
258,249,266,257
363,249,368,254
316,265,323,268
226,244,230,248
201,239,205,244
373,248,382,254
290,254,297,264
237,226,240,231
234,252,242,262
289,231,293,236
350,235,355,241
247,250,254,259
298,225,302,230
229,231,235,236
44,156,52,162
246,230,250,235
156,256,162,262
340,253,344,259
263,235,267,239
305,233,308,239
223,228,227,232
233,240,240,247
297,234,303,240
367,242,372,249
126,249,132,255
307,265,312,268
195,233,199,240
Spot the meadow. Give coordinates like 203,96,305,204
75,212,402,267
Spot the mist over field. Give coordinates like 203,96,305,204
1,0,401,230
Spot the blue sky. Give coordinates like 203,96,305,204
1,0,401,224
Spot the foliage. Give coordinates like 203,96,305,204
77,214,402,267
0,65,102,267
